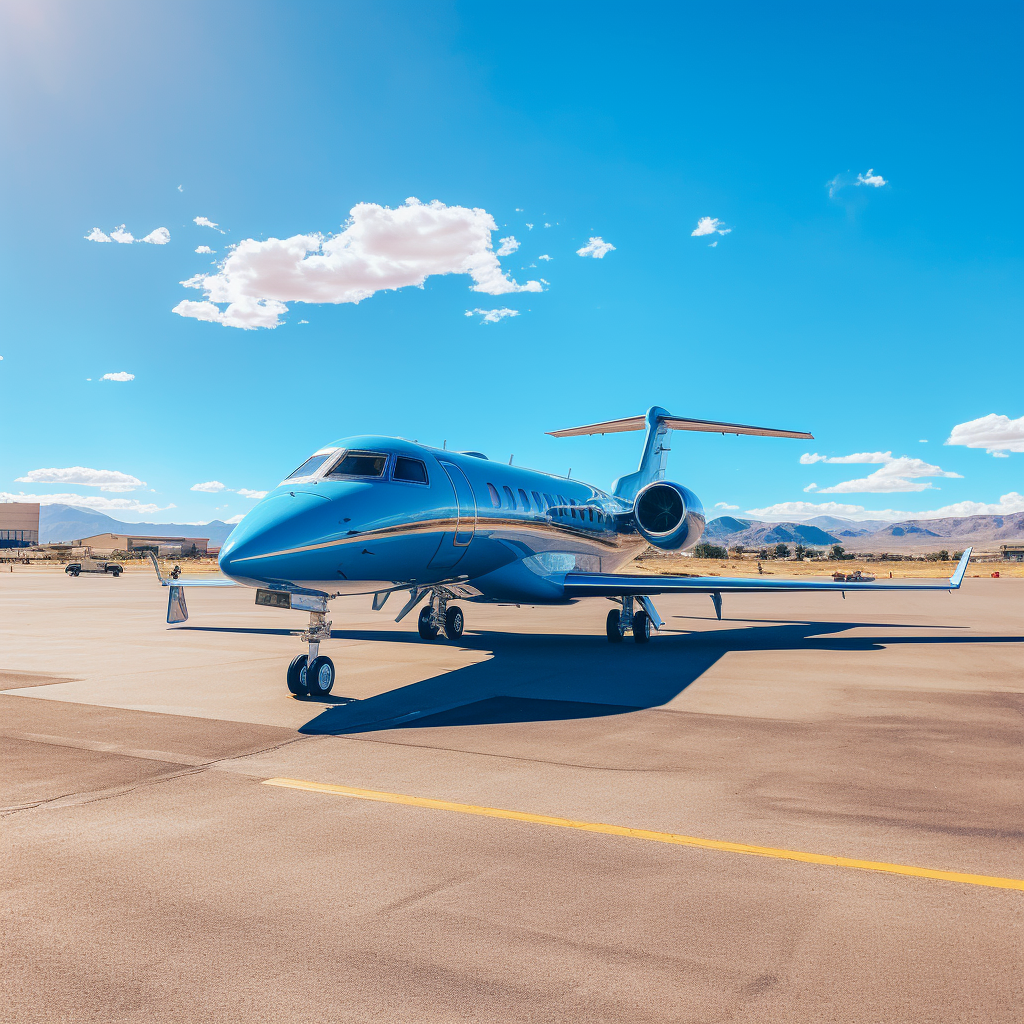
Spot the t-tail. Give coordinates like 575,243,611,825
548,405,814,552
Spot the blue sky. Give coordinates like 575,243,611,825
1,0,1021,525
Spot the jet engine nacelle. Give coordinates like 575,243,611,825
633,481,705,551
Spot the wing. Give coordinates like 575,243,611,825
563,548,972,599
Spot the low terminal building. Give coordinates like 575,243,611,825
0,502,40,548
74,533,210,557
999,542,1024,562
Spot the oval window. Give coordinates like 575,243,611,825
503,485,516,509
487,483,501,508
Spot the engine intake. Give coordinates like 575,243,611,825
633,481,705,550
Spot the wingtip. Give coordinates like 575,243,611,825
949,547,972,588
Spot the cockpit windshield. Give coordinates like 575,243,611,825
325,451,388,479
285,453,333,480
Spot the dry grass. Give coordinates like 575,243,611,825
634,555,1024,579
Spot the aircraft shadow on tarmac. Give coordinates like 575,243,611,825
260,618,1021,736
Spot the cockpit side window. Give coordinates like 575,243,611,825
285,454,332,480
393,457,428,483
325,451,388,479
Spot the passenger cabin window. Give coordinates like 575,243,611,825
531,491,542,509
286,453,332,479
503,485,516,509
487,483,501,508
543,493,554,508
588,508,594,522
518,488,530,510
393,457,428,483
326,451,388,478
557,495,567,506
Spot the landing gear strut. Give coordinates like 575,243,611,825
417,587,465,642
606,597,652,644
287,609,335,697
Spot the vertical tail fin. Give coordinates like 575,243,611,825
611,406,672,501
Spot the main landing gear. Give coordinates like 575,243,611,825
287,609,335,697
606,596,652,644
417,588,465,642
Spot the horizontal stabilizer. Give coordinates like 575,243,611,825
548,414,813,440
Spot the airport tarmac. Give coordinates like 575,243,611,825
2,567,1022,1023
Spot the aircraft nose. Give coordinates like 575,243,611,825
219,491,331,581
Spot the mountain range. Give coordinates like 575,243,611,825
39,504,238,546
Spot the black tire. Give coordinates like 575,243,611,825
444,605,464,640
286,654,308,695
306,656,335,697
418,606,439,640
110,567,122,577
606,609,623,643
69,568,80,577
633,610,651,643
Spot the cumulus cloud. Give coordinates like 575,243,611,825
173,199,542,330
496,236,519,256
746,492,1024,523
1,492,173,514
945,413,1024,455
714,502,739,510
15,467,145,492
800,451,892,465
465,307,519,324
691,217,731,237
195,246,215,254
225,513,246,524
85,225,168,244
576,236,615,258
191,481,227,492
100,371,134,382
194,216,219,229
857,168,887,187
813,457,961,493
237,488,268,499
538,254,552,261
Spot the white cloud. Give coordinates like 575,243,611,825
191,481,227,492
496,236,519,256
814,457,961,494
100,371,134,382
465,307,519,324
194,216,219,229
714,502,739,510
544,222,552,228
237,488,268,499
0,492,173,514
538,254,552,260
856,168,887,187
173,199,542,330
85,228,111,243
195,245,215,254
709,241,718,248
691,217,731,237
110,224,135,244
746,492,1024,523
178,185,183,192
86,225,168,245
945,413,1024,455
919,439,928,443
526,223,534,230
576,236,615,258
15,467,145,492
800,451,892,465
141,227,170,245
803,483,817,492
298,319,309,324
225,514,246,524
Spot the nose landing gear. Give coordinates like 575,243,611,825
287,609,335,697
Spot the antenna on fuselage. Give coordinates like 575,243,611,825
509,454,514,465
443,440,447,450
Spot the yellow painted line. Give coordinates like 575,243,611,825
262,778,1024,891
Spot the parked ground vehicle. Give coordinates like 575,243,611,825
65,559,123,577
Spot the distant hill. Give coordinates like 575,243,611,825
704,517,839,548
39,504,237,546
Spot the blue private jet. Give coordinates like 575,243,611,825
151,406,972,698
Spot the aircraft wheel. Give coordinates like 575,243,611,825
633,610,651,644
444,605,464,640
606,609,623,643
306,656,335,697
417,606,439,640
286,654,309,695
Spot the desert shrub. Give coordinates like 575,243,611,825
694,542,728,560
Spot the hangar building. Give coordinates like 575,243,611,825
0,502,40,548
75,533,209,557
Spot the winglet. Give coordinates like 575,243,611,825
147,550,166,584
949,547,972,588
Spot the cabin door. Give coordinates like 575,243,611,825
428,462,477,568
